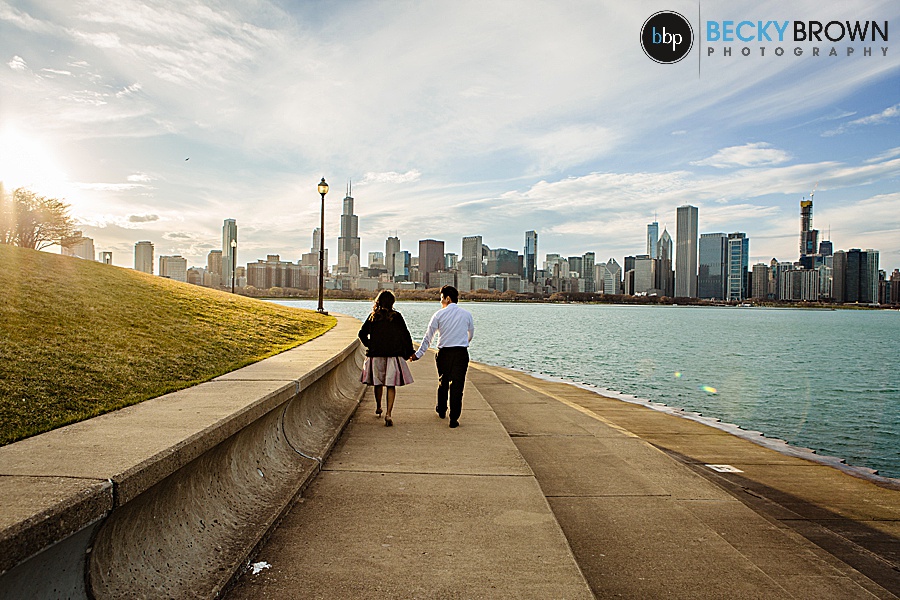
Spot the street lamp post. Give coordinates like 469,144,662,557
317,177,329,313
231,239,237,293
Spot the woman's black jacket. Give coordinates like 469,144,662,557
358,311,414,358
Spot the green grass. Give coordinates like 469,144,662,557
0,244,336,445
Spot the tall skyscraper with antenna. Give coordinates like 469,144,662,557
800,183,819,269
337,182,360,274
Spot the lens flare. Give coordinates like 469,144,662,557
674,371,682,378
698,385,718,394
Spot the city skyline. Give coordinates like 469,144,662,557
1,1,898,271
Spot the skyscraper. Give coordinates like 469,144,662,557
418,239,445,286
134,241,154,274
675,205,699,297
207,250,222,286
385,236,400,279
582,251,595,293
838,248,879,303
462,235,484,275
647,221,659,259
656,229,673,296
524,230,538,283
62,231,95,260
799,193,819,269
699,233,727,300
726,232,749,301
159,255,188,282
222,218,237,286
337,184,360,273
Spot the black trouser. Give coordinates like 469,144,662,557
435,346,469,422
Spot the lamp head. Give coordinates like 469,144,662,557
231,239,237,248
318,178,329,196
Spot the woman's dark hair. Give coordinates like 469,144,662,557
370,290,396,321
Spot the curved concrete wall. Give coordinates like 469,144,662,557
0,314,366,599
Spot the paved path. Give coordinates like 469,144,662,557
228,353,900,599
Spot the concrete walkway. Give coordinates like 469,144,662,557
227,353,900,599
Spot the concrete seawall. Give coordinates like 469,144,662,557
0,314,365,599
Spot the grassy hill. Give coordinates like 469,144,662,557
0,244,336,445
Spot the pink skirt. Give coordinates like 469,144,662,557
360,356,414,387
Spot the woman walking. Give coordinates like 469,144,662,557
358,290,415,426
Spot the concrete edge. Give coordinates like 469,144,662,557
0,313,366,600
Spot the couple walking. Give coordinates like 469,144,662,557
358,285,474,428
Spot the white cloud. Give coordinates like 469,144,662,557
823,103,900,136
360,170,422,185
7,55,27,71
692,143,792,169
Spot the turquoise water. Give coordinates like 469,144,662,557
274,300,900,480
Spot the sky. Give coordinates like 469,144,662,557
1,0,899,273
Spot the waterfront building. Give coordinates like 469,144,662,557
222,219,237,287
159,255,187,282
418,239,445,287
486,247,520,275
568,255,583,278
726,232,749,301
246,254,309,290
385,236,400,279
552,256,569,279
799,194,819,269
429,271,456,289
633,255,656,295
597,258,622,295
891,269,900,304
524,230,538,283
699,233,727,300
187,267,204,286
834,249,879,304
675,205,699,297
134,241,154,274
818,264,833,300
393,250,410,282
647,221,658,259
444,253,458,270
544,253,561,275
582,252,596,293
368,252,385,268
337,185,360,274
655,230,673,296
206,250,222,287
461,235,484,275
751,263,768,299
62,231,95,260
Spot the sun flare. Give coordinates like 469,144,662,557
0,125,71,198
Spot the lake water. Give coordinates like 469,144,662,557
273,300,900,480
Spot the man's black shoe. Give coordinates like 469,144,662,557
449,420,459,428
436,407,446,419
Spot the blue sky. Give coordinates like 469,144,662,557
1,0,898,272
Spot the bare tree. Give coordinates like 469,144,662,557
0,187,75,250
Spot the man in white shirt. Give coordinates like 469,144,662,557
411,285,474,428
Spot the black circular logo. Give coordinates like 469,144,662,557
641,11,693,64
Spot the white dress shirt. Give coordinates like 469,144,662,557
414,302,474,359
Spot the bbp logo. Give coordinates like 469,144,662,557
641,11,694,64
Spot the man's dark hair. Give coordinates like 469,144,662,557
440,285,459,303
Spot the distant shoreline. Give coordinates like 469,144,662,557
262,292,896,311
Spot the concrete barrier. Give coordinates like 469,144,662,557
0,314,366,599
